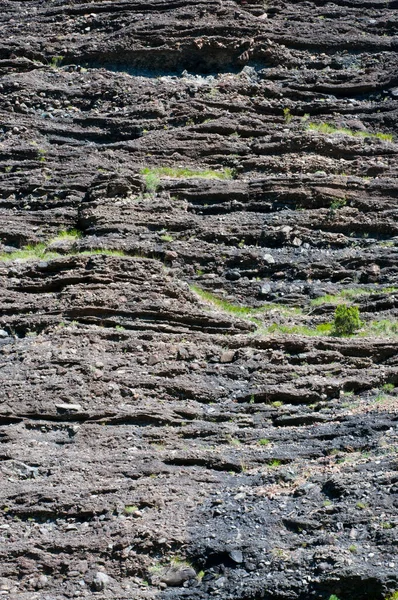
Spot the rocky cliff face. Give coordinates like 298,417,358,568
0,1,397,599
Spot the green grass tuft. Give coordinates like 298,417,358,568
360,319,398,337
0,243,58,262
140,166,234,181
190,286,301,319
311,287,398,306
382,383,395,392
266,323,332,336
258,438,271,446
307,122,394,142
0,241,126,263
52,228,82,241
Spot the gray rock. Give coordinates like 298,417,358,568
225,269,241,281
213,576,227,587
55,403,82,413
0,329,8,338
35,575,48,590
160,566,196,587
220,350,236,363
92,572,110,591
263,253,275,264
229,549,243,563
0,578,12,591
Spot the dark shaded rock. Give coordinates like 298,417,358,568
160,566,196,587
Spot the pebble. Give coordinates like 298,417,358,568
225,269,240,281
92,572,110,591
260,283,271,295
229,550,243,563
160,566,196,586
263,253,275,264
35,575,48,590
55,403,82,412
220,350,235,363
0,330,8,338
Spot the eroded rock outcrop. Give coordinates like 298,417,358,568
0,1,397,599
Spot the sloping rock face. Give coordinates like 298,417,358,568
0,1,398,599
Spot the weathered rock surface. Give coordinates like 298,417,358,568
0,1,397,599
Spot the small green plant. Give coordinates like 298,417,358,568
170,556,193,569
124,505,139,514
269,459,281,468
271,401,283,408
49,55,64,68
333,305,362,336
258,438,270,446
329,595,340,600
329,197,347,216
229,437,241,447
356,501,368,510
382,383,395,392
375,391,388,403
160,234,173,242
385,593,398,600
271,547,289,560
323,500,333,507
143,171,160,194
381,521,393,529
56,228,81,239
37,148,47,163
283,107,292,123
196,570,205,582
348,544,357,553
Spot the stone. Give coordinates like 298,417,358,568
55,403,82,413
225,269,241,281
92,572,110,591
35,575,48,590
263,253,275,264
220,350,235,363
0,578,12,591
229,550,243,563
160,566,196,587
260,283,271,296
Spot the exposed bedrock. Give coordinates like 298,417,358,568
0,1,397,599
